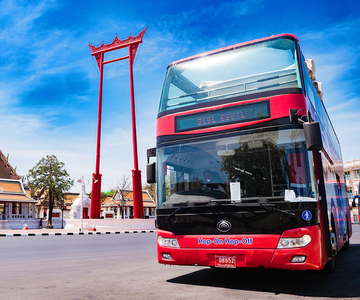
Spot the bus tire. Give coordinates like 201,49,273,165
324,255,335,273
344,220,350,251
324,224,337,273
344,238,350,251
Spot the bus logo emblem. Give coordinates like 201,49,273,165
302,210,312,221
217,220,232,232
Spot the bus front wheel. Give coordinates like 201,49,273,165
324,228,337,273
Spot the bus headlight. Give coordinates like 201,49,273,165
277,234,312,249
158,235,180,248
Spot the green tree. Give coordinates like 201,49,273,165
27,155,73,228
143,183,156,202
87,191,109,205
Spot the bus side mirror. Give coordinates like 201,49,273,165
146,147,156,183
147,148,156,161
147,162,156,183
289,108,299,123
303,121,323,151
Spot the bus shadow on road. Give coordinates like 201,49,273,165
167,245,360,298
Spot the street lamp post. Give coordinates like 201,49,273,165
78,177,84,232
61,204,65,229
113,206,117,219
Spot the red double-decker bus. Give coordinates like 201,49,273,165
147,34,351,272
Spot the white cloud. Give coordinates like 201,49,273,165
298,18,360,162
0,0,58,44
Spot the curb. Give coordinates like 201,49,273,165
0,230,156,237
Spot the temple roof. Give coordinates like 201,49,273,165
0,179,37,203
0,150,21,180
104,189,156,208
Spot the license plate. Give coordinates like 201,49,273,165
215,256,236,268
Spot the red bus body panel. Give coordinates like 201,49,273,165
158,225,324,270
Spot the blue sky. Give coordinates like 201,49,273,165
0,0,359,193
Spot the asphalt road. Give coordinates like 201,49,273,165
1,226,360,300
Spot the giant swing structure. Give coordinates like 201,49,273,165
88,28,147,219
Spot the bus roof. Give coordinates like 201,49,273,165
168,33,299,69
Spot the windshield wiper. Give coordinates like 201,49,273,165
258,203,295,217
166,201,188,221
209,199,232,204
239,202,295,217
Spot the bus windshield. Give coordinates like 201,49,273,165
159,37,302,113
157,128,317,208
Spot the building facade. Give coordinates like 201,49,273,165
102,189,156,219
0,179,37,229
0,150,39,229
344,159,360,202
344,159,360,224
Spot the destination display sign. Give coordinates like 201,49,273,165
175,100,270,132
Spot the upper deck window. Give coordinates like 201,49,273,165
159,37,302,113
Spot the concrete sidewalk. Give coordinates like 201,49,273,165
0,219,157,237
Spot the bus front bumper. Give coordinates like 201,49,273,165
157,225,323,270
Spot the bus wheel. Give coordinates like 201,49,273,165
324,229,337,273
344,222,350,251
344,238,350,250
